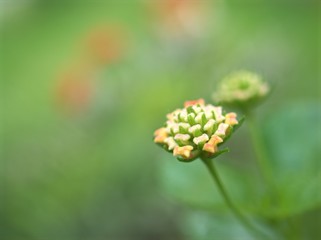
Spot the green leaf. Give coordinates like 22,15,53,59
262,102,321,217
181,210,279,240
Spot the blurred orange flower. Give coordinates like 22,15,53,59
55,66,95,115
152,0,208,40
85,25,125,65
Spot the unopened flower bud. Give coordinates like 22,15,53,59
184,98,205,108
154,127,168,143
189,124,201,134
203,135,223,153
225,112,238,126
213,70,270,109
215,123,229,137
193,133,209,145
164,137,178,150
173,145,194,159
204,119,215,131
174,134,191,145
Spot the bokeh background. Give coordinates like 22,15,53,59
1,0,320,239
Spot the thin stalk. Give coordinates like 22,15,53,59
202,158,268,239
246,112,275,197
287,217,300,240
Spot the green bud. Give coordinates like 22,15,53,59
213,70,270,110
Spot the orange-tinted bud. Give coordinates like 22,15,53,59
56,67,94,115
173,145,194,159
154,128,168,143
184,98,205,108
203,135,223,153
85,25,125,65
225,112,238,126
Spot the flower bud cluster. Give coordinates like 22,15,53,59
212,71,270,108
154,99,239,161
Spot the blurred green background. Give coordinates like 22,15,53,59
1,0,320,239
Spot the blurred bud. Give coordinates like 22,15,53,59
212,71,270,110
184,98,205,107
152,0,208,42
85,25,125,65
154,99,241,162
55,66,95,115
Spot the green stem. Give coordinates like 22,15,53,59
287,217,300,240
201,158,268,239
246,112,275,197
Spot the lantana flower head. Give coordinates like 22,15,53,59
212,71,270,109
154,99,241,161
